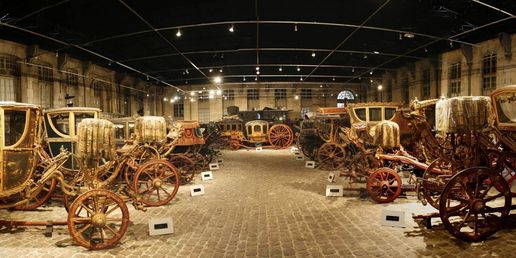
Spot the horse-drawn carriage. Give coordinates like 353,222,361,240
217,107,295,149
373,85,515,241
0,104,181,250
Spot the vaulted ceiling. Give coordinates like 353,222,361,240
1,0,515,87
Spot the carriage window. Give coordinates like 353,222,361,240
496,94,516,123
128,122,135,137
74,112,95,133
237,124,242,130
369,108,382,121
50,113,70,135
354,108,366,121
262,126,267,134
115,124,125,139
232,124,237,130
4,110,27,147
384,108,396,120
253,125,261,133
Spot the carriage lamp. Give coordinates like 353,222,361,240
65,94,75,107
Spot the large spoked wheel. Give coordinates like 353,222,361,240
67,189,129,250
268,124,294,148
422,159,454,209
133,160,180,206
14,178,57,210
367,168,402,203
168,154,196,185
439,167,511,241
229,139,241,150
317,143,346,171
124,145,161,189
190,153,208,173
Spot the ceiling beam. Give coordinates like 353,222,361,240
119,47,422,63
166,74,371,83
71,20,478,50
0,21,183,92
346,16,515,84
2,0,71,24
146,64,396,75
118,0,212,86
304,0,391,81
472,0,515,17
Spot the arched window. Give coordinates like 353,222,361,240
36,63,53,108
337,90,354,108
0,55,20,101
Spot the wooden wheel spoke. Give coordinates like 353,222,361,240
80,203,95,215
483,193,505,203
106,217,123,222
72,217,92,222
455,209,472,229
105,205,120,216
104,224,118,235
77,223,92,235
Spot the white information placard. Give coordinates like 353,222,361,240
325,185,343,197
256,146,263,152
296,155,304,160
327,172,336,183
305,161,315,168
209,163,219,170
148,217,174,236
201,171,213,181
190,185,205,196
380,209,406,228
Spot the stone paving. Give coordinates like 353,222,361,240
0,149,515,258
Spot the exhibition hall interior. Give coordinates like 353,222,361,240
0,0,515,257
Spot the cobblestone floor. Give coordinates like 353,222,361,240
0,149,515,258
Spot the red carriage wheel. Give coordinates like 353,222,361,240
67,189,129,250
316,142,346,171
421,158,454,209
367,168,402,203
495,152,516,191
439,167,511,241
133,160,180,206
14,178,57,210
268,124,294,148
168,154,196,185
229,139,241,150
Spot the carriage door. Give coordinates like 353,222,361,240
46,112,73,169
1,109,35,191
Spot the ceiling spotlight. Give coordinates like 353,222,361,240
294,23,298,32
370,79,373,83
176,28,182,37
352,67,355,72
300,77,303,81
278,67,282,72
449,40,453,47
370,70,373,75
163,97,168,101
363,54,368,59
209,68,213,73
403,33,415,38
320,85,323,88
297,66,301,72
399,33,402,40
216,89,222,95
377,85,383,91
311,51,316,57
213,76,222,84
256,66,260,71
294,95,299,100
185,69,189,74
146,93,150,97
219,68,223,73
256,71,260,75
332,77,336,81
255,76,258,81
424,48,428,53
373,51,380,54
146,75,149,81
243,76,246,81
229,24,235,33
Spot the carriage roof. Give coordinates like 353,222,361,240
44,107,101,114
0,102,40,110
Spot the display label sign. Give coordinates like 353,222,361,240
209,163,219,170
380,209,406,228
190,184,205,196
148,218,174,236
201,171,213,181
305,161,315,168
325,185,343,197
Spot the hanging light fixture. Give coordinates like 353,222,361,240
294,23,298,32
278,66,282,72
297,66,301,72
311,51,316,58
229,24,235,32
176,28,182,37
